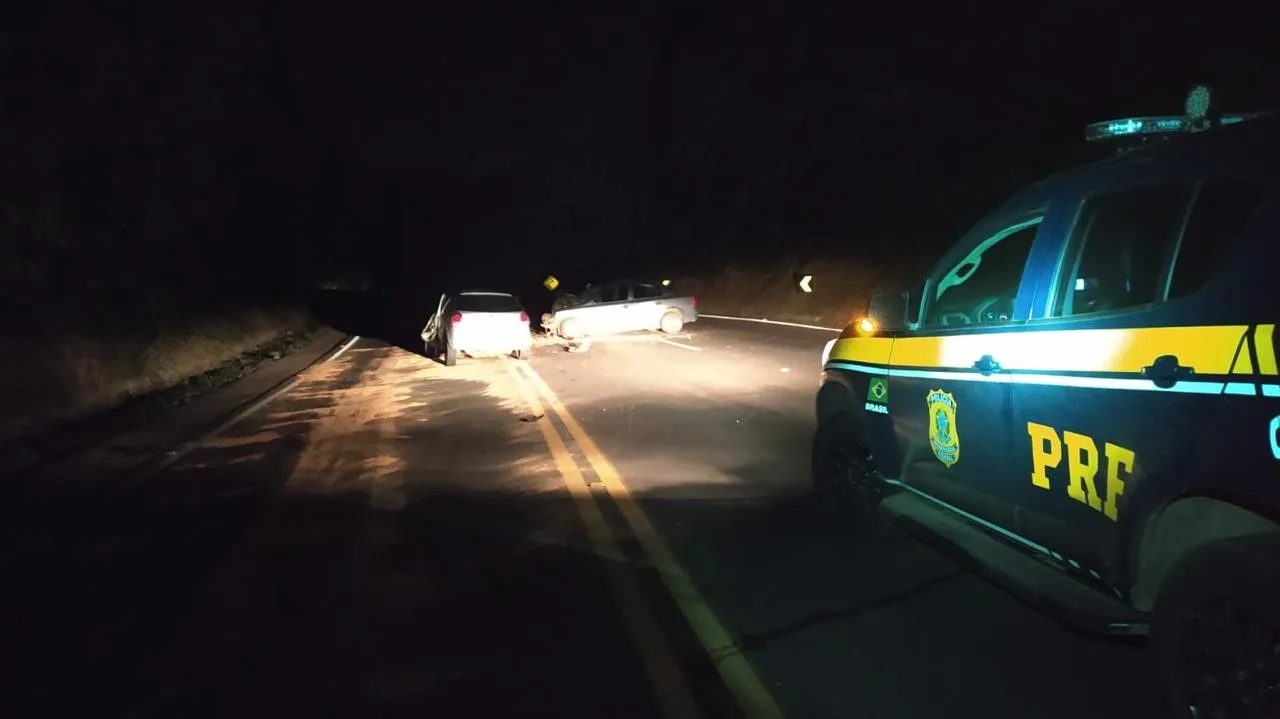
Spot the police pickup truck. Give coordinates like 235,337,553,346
814,86,1279,717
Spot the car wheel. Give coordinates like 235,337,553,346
812,412,881,528
514,348,530,361
659,310,684,334
444,337,457,367
1151,535,1280,718
558,318,584,341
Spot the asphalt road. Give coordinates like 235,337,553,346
0,304,1167,719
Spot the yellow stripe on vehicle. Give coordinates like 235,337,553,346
833,325,1251,375
1255,324,1278,375
1230,337,1256,375
828,337,893,365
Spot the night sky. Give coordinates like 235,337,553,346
3,1,1277,326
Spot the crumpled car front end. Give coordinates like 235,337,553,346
550,292,584,312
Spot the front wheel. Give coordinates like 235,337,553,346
558,318,584,341
812,412,880,528
513,348,530,361
1151,536,1280,718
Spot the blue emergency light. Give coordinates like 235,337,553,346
1084,85,1271,147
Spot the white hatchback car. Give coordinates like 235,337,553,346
421,290,533,366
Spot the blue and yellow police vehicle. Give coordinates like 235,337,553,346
814,86,1279,717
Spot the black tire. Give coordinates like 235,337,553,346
1150,535,1280,718
811,412,881,528
444,335,457,367
514,348,530,361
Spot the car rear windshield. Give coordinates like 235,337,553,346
454,293,523,312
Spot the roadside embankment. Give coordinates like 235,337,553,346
0,304,315,446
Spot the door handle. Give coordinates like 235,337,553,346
1142,354,1194,389
972,354,1003,376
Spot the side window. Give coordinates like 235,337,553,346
1056,185,1192,318
632,283,663,300
598,285,625,303
1167,180,1269,300
922,218,1041,329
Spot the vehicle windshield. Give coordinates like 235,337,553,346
453,293,523,312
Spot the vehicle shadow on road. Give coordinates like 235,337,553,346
309,289,428,357
628,454,1162,719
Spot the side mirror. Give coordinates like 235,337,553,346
866,290,910,332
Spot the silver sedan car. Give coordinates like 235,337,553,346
421,290,533,366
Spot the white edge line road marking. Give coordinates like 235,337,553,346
659,338,702,351
331,334,362,357
502,359,706,719
515,362,790,719
120,334,362,487
698,313,841,332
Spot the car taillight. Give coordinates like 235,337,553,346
691,296,697,308
450,312,463,324
519,312,529,322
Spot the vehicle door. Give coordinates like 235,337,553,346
422,293,448,345
625,282,667,330
1008,178,1273,584
582,282,631,335
888,211,1049,536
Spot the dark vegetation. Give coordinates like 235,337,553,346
0,3,361,440
1,1,1267,435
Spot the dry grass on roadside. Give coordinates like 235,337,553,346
0,305,309,443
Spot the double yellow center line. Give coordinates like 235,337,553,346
502,359,787,719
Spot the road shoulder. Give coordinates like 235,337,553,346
5,326,351,489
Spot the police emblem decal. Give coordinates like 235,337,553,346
926,389,959,467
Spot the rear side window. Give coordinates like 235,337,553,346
632,283,663,299
453,293,523,312
1055,185,1193,318
1167,180,1269,300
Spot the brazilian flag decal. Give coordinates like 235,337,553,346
867,377,889,404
